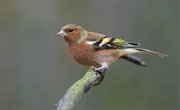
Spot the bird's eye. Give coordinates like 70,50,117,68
67,29,74,33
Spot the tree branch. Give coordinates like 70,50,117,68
55,67,105,110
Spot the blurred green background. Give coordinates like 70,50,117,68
0,0,179,110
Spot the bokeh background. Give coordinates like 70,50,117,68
0,0,179,110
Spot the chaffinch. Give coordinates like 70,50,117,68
57,24,167,73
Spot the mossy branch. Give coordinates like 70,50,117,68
55,67,105,110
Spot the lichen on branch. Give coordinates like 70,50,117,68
55,67,105,110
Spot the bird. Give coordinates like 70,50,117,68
56,24,167,73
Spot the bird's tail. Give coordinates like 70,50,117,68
124,48,167,58
121,55,147,67
135,48,167,58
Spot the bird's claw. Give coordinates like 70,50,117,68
89,66,107,86
92,66,107,75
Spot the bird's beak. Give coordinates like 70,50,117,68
56,30,67,37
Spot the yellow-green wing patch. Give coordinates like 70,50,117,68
93,36,138,50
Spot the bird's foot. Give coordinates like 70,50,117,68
92,66,107,75
90,66,107,86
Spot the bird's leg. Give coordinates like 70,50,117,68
91,66,107,86
83,66,105,91
93,66,107,75
92,62,108,75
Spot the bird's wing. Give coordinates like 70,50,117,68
86,32,105,41
86,33,140,50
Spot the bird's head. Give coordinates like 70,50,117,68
57,24,87,44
